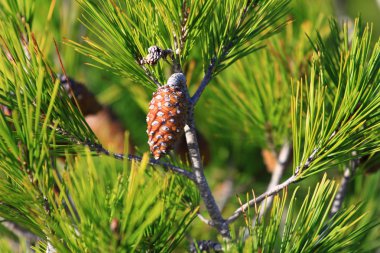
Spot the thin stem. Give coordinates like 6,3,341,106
197,212,212,226
191,2,254,106
171,1,189,73
0,219,39,243
184,114,231,239
258,141,292,219
190,58,215,105
329,155,359,217
129,153,195,181
46,241,56,253
139,63,162,87
225,141,326,224
55,128,196,182
236,0,253,29
172,32,182,73
329,167,351,217
243,142,291,240
90,145,196,182
179,1,189,53
226,175,296,224
52,157,80,222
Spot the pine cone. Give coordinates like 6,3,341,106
146,73,189,159
142,46,173,65
144,46,162,65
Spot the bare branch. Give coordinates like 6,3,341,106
140,64,162,87
0,219,39,243
172,32,182,73
226,143,323,224
191,1,254,106
130,153,195,181
258,141,292,219
236,0,254,28
46,241,56,253
190,58,215,105
329,167,351,217
197,213,212,226
55,128,196,182
226,175,296,224
171,2,189,73
179,1,189,53
163,72,231,238
184,119,231,238
88,144,196,182
329,154,359,217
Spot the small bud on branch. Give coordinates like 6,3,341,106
141,46,173,65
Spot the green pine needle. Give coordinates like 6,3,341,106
292,18,380,178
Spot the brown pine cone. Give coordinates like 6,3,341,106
146,73,189,159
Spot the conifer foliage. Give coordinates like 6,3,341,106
0,0,379,252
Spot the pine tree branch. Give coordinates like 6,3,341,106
184,118,231,239
179,1,189,54
235,0,255,29
329,167,351,217
171,1,189,73
190,57,215,105
190,1,255,106
46,241,56,253
0,219,39,243
197,212,212,226
171,33,183,73
258,141,292,219
226,174,296,224
329,154,360,218
172,32,182,73
131,153,195,181
139,62,163,87
55,128,196,182
225,144,323,224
